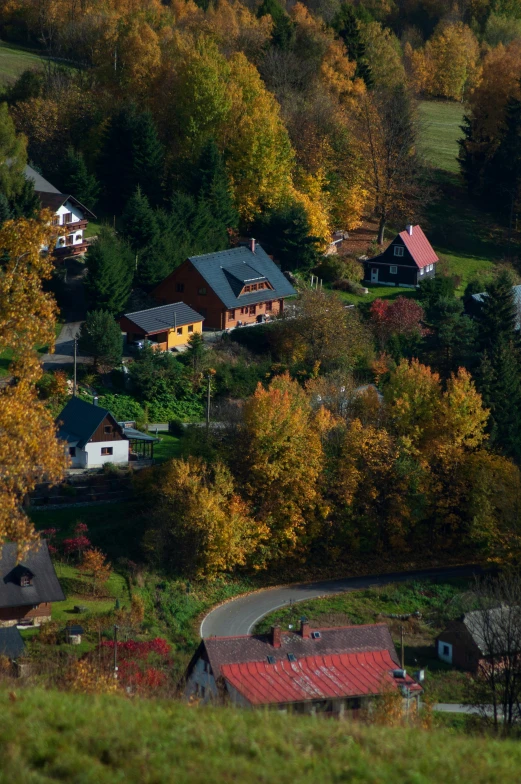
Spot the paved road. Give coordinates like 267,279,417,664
42,258,91,369
200,564,481,638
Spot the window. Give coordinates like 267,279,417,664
443,644,450,656
66,234,74,246
266,301,273,312
249,305,256,315
63,212,73,224
420,267,425,276
244,285,250,292
188,325,194,333
69,447,76,457
228,310,235,321
394,245,404,257
390,265,398,275
251,284,257,291
198,287,207,296
177,327,183,335
176,283,184,293
20,575,31,587
101,447,113,456
240,307,247,315
104,426,112,434
287,653,297,662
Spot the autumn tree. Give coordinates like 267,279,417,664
79,547,111,595
0,217,67,551
420,23,480,101
369,296,424,351
332,4,372,86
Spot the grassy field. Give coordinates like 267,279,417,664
334,283,417,305
153,432,183,462
418,101,464,174
1,688,519,783
0,41,45,85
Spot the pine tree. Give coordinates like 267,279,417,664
477,270,520,350
0,192,10,227
122,187,158,253
85,229,134,314
78,310,123,372
253,202,321,272
137,211,179,289
332,3,373,87
477,340,521,461
131,111,165,207
58,147,100,210
257,0,295,50
191,138,238,239
9,178,40,219
485,91,521,215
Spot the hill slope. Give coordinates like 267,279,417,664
0,689,518,783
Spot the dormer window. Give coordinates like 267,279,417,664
20,575,31,587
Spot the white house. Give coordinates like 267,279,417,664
24,165,95,257
56,397,129,468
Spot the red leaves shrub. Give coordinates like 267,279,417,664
63,536,91,559
100,638,172,694
369,297,425,346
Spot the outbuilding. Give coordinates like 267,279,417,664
118,302,204,351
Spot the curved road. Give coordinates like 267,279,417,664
200,564,481,638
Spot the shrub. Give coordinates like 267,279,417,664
333,279,367,295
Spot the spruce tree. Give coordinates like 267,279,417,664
85,228,134,314
122,187,158,253
0,192,10,227
78,310,123,372
332,4,373,87
257,0,295,50
477,270,520,351
192,139,238,240
253,202,321,272
477,340,521,462
485,92,521,215
58,147,100,209
137,211,180,289
132,111,165,207
9,178,40,219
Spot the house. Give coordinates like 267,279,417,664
0,626,25,659
56,397,158,467
184,620,422,716
118,302,204,351
362,225,438,287
437,607,520,672
0,541,65,628
152,240,296,330
24,165,96,258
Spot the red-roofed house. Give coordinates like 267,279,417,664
184,620,422,717
362,225,438,287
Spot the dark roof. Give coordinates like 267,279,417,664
0,541,65,609
202,623,399,680
120,425,160,443
56,397,126,448
187,245,296,309
24,165,60,194
121,302,204,335
24,165,96,219
397,225,438,269
0,627,25,659
64,625,84,635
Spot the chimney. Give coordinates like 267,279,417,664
406,224,413,236
271,625,281,648
250,237,256,254
93,396,99,406
300,617,311,638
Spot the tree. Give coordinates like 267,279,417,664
0,103,28,201
122,187,158,254
477,270,520,351
129,345,187,402
185,332,208,378
477,340,521,461
0,217,67,552
359,21,405,90
58,147,100,210
85,229,133,314
485,92,521,218
0,193,10,228
9,178,40,219
253,201,321,272
141,458,265,578
79,547,112,596
131,110,165,207
258,0,296,50
422,23,480,102
78,310,123,372
189,138,238,240
332,4,372,87
369,297,424,349
355,86,428,244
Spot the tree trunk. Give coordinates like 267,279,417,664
377,217,386,245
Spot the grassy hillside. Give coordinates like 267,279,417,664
0,688,518,783
418,101,464,174
0,42,45,85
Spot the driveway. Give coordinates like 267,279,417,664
42,258,91,369
200,564,481,638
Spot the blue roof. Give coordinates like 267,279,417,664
187,245,296,309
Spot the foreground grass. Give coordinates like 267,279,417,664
0,688,519,783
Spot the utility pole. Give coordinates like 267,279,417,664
113,624,119,679
73,337,77,396
206,372,211,438
400,625,405,670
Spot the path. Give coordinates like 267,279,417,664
200,564,481,638
42,258,91,369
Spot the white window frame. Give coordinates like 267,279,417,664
394,246,404,257
390,265,398,275
420,268,425,275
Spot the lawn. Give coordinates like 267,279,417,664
2,689,521,783
418,100,464,174
0,41,45,86
152,432,183,462
52,561,130,624
333,283,417,306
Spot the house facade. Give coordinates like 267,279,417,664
363,225,438,287
24,165,95,258
57,397,129,468
184,620,422,716
118,302,204,351
0,541,65,628
152,240,296,330
437,607,519,672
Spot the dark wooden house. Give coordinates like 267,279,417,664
363,225,438,287
152,240,296,330
0,541,65,628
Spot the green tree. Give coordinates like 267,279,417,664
477,270,520,351
257,0,296,49
129,345,186,402
477,340,521,462
131,110,165,207
185,332,207,377
253,201,321,272
332,3,373,87
78,310,123,372
190,138,238,240
122,187,158,253
58,147,100,209
0,103,28,201
85,229,133,314
0,192,10,227
485,91,521,217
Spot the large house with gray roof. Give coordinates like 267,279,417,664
152,240,296,330
24,165,95,258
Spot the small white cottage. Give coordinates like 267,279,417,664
24,165,95,257
56,397,129,468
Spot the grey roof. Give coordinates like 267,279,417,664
187,245,296,309
24,165,96,219
56,397,126,448
0,541,65,609
0,627,25,659
201,624,399,680
120,425,160,443
24,164,60,194
472,284,521,330
122,302,204,335
462,607,521,656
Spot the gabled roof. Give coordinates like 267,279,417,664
121,302,204,335
202,623,399,680
462,607,520,656
56,397,126,448
222,649,421,705
397,225,438,269
0,627,25,659
0,541,65,609
24,165,60,194
185,245,296,309
24,165,96,219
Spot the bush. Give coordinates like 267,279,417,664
316,256,364,284
333,279,367,295
96,394,145,422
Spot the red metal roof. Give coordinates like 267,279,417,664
221,649,422,706
399,225,438,269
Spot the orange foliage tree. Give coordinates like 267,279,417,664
79,548,112,595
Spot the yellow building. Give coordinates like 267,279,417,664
118,303,204,351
